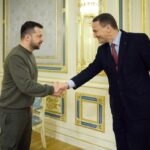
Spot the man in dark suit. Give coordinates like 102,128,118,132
61,13,150,150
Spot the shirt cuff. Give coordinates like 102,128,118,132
67,80,76,89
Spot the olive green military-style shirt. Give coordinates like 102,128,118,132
0,45,54,109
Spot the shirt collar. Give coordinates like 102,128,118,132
112,30,122,46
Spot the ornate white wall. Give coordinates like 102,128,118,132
0,0,150,150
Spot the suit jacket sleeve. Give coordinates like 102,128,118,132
140,34,150,70
71,47,104,89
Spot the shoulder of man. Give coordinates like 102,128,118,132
122,30,149,39
6,45,21,57
5,45,27,65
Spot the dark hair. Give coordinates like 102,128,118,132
21,21,43,39
93,13,118,29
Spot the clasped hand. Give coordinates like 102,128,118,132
52,82,68,96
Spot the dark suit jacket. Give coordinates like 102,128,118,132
71,30,150,120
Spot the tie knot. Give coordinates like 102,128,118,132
111,43,115,48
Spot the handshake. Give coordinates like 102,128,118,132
52,82,69,96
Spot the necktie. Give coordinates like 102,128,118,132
111,43,118,70
111,43,118,65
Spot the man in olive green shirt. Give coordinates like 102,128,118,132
0,21,61,150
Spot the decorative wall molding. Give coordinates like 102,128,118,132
75,92,105,132
45,93,67,122
4,0,67,73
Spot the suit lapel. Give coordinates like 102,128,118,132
105,44,117,72
118,30,128,72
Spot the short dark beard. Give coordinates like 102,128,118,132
30,41,41,50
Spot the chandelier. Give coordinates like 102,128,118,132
80,0,99,16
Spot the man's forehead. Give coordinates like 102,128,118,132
33,27,43,33
92,21,101,27
92,24,99,31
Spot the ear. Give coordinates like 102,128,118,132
106,24,111,32
24,34,31,41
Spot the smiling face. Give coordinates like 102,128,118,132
92,21,111,44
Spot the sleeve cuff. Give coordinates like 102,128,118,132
67,80,76,88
